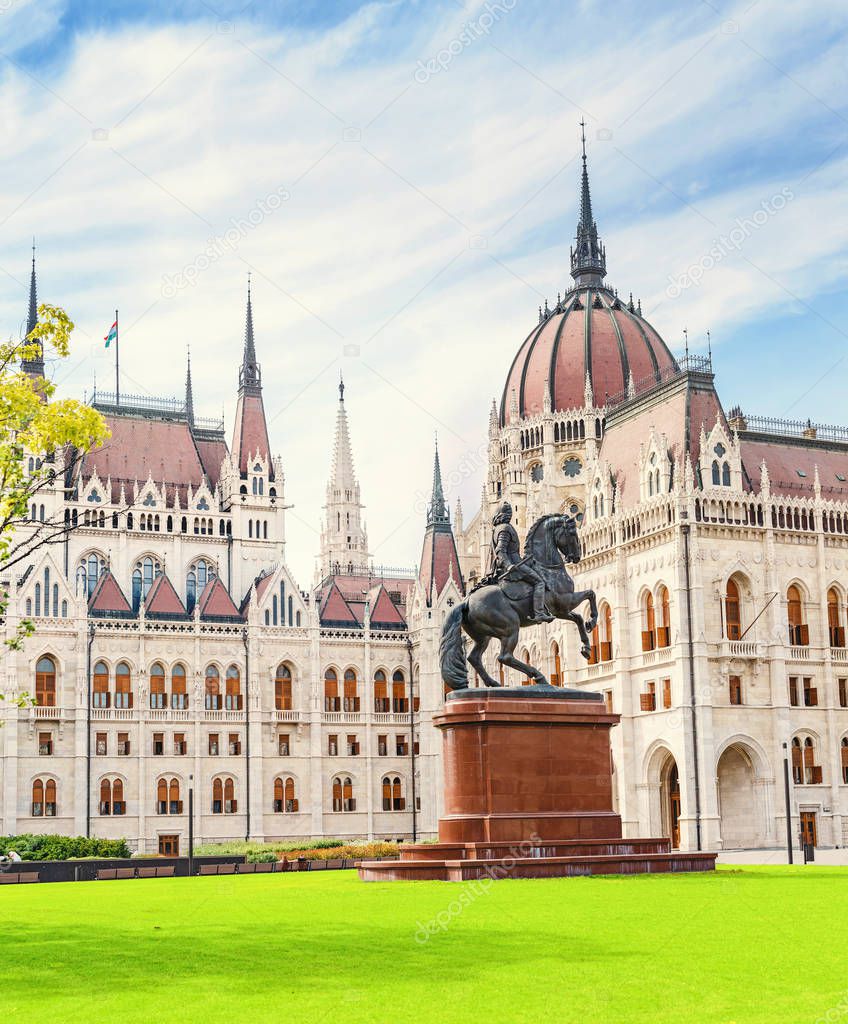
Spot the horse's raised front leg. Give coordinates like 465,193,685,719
566,611,592,661
572,589,598,633
467,635,500,688
497,629,547,685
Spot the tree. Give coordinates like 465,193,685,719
0,306,109,712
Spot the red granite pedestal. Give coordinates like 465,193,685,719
358,690,716,881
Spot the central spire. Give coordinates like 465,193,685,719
185,347,195,427
570,121,607,287
22,240,44,379
239,273,260,390
427,436,449,527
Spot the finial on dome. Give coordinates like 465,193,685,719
339,370,345,402
570,122,607,288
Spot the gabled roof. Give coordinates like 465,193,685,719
89,569,134,618
369,583,406,629
198,576,243,621
319,580,359,626
144,572,189,619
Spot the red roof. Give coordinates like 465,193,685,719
198,576,242,620
418,527,464,603
369,584,406,627
320,581,359,625
501,288,677,424
144,573,188,618
88,570,133,616
741,438,848,498
232,391,272,478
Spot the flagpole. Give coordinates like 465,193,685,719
115,308,119,407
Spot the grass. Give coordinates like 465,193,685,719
2,866,847,1023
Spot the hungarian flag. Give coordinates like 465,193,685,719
104,320,117,348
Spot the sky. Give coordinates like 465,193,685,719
1,0,847,586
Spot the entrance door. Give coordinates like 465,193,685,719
159,834,179,856
800,812,817,848
668,764,681,849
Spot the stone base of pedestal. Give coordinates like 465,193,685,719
358,690,717,882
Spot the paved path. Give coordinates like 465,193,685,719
717,847,848,865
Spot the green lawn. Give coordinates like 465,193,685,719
2,866,846,1023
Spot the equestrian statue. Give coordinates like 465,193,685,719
440,501,598,691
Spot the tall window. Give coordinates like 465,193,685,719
373,670,388,712
787,585,808,646
656,586,671,648
343,669,359,712
186,558,213,613
273,777,298,813
211,777,236,814
275,664,292,710
828,588,845,648
171,664,187,709
382,776,404,811
79,553,104,597
32,778,56,816
324,669,340,712
205,666,221,710
600,603,613,661
550,642,562,685
842,738,848,785
392,670,408,713
92,660,109,708
641,593,656,652
35,656,57,706
332,776,355,812
132,556,160,611
150,662,166,709
100,778,125,815
725,579,742,640
225,666,242,710
115,663,133,709
792,736,821,785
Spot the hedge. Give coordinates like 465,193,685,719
0,834,131,861
194,839,400,862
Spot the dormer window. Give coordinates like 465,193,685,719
142,493,156,507
197,497,210,510
714,443,726,458
253,463,262,472
87,489,101,503
796,470,807,479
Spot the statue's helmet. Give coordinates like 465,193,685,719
493,501,513,526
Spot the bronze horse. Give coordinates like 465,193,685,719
440,514,598,690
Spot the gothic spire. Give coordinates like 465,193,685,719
185,347,195,427
427,436,449,527
22,240,44,378
570,121,607,287
330,375,356,491
239,273,260,390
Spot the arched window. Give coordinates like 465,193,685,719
792,737,821,785
99,778,111,815
382,776,405,811
392,670,407,713
828,588,844,648
92,660,109,708
324,669,339,713
212,777,223,813
35,655,57,706
841,738,848,785
373,670,388,713
171,664,187,709
225,666,242,710
722,462,731,486
712,460,720,486
224,777,236,813
725,579,742,640
641,593,656,651
150,662,166,709
275,664,292,711
656,586,671,648
115,663,133,709
600,603,613,661
273,777,298,813
332,776,355,812
205,666,221,710
169,778,181,814
787,585,808,646
343,669,359,712
100,778,125,816
32,778,56,816
186,559,212,612
550,641,562,685
157,778,168,814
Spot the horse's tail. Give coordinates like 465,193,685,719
439,600,469,691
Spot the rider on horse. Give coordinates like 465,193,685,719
489,501,554,623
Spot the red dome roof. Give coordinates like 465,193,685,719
500,287,678,425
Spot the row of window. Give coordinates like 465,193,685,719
32,775,410,817
69,508,237,537
724,579,848,648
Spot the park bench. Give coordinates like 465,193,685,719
116,867,136,879
18,872,39,883
97,868,118,880
237,863,256,874
254,861,273,873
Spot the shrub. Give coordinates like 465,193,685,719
0,834,131,861
194,839,400,862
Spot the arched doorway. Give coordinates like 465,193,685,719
717,744,761,848
662,758,681,849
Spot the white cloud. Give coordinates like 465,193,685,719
1,0,847,586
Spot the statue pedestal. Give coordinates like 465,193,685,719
358,689,716,882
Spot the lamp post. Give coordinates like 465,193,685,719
782,742,793,865
188,773,194,876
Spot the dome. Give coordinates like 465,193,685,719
499,288,678,425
